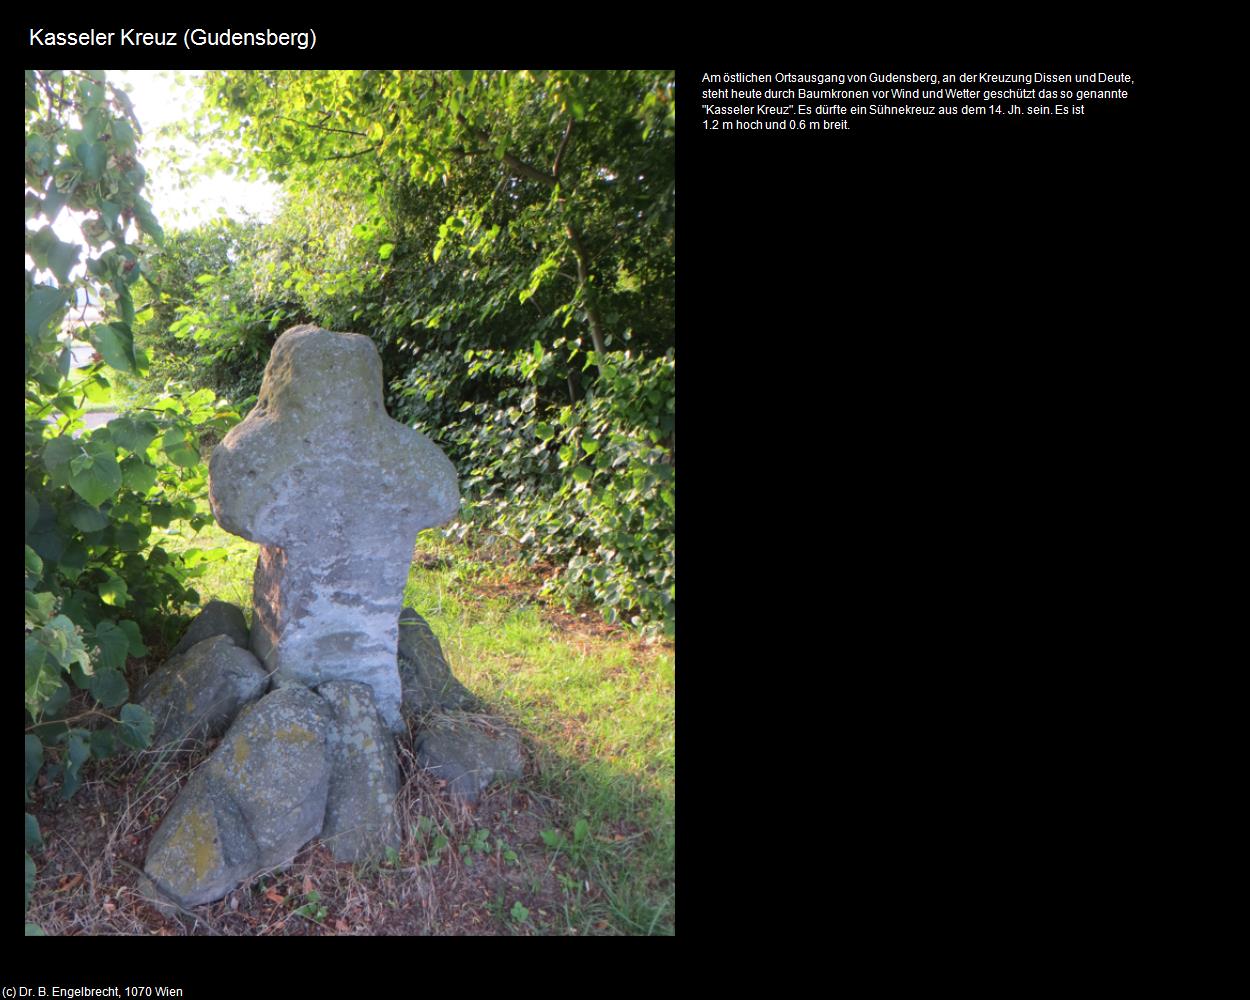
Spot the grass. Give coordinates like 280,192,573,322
27,519,674,936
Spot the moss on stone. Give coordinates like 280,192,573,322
275,723,317,745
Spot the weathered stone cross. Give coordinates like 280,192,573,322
208,326,458,731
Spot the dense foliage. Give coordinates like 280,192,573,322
152,71,674,631
24,70,240,921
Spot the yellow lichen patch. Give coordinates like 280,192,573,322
275,724,317,745
165,804,219,885
234,735,251,766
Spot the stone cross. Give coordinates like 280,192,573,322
208,326,458,732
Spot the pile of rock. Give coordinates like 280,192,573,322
139,327,524,910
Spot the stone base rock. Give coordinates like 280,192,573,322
168,600,250,658
414,713,524,804
137,635,269,750
319,681,400,862
143,686,332,907
398,607,476,718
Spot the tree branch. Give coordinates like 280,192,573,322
456,112,556,188
273,114,368,138
565,224,608,358
311,146,379,162
552,118,573,181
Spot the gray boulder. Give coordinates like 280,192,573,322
168,599,250,658
398,606,476,718
414,713,524,804
137,635,269,750
319,681,400,862
143,686,333,907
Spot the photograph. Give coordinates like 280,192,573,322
25,67,676,938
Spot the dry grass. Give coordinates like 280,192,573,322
28,711,616,936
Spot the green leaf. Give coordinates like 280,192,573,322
93,621,130,672
379,243,396,260
108,416,159,454
69,449,122,506
89,324,135,373
99,575,129,607
25,545,44,585
26,813,43,851
90,727,118,759
113,523,143,551
42,184,68,224
117,619,147,657
25,491,40,534
581,440,599,455
69,503,110,533
121,456,158,493
82,374,112,403
111,118,136,153
25,591,55,626
540,829,563,849
573,818,589,844
26,854,36,911
118,703,154,750
75,139,106,179
571,467,592,484
25,285,69,343
42,436,80,486
88,668,129,708
133,199,164,246
167,440,201,467
25,735,44,790
57,542,87,580
510,901,529,922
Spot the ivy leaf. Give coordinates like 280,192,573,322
69,449,122,506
